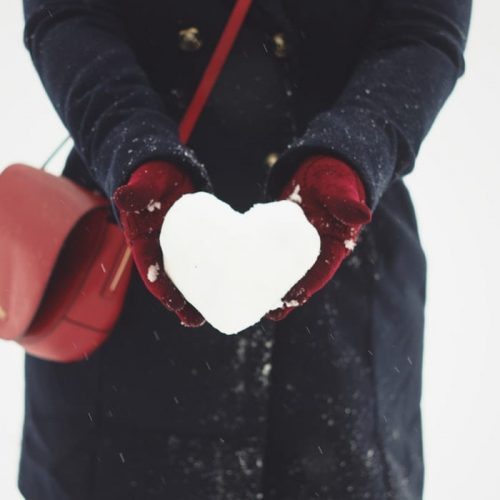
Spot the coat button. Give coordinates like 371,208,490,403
178,27,203,52
265,152,279,168
272,33,287,58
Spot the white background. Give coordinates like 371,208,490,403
1,2,499,499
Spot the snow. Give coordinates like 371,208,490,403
147,263,160,282
146,199,161,212
261,363,272,377
344,239,356,251
160,192,321,334
288,184,302,204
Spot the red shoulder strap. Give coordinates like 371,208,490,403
179,0,253,144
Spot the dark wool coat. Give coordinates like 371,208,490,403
20,1,471,499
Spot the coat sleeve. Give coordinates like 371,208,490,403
267,0,472,209
23,0,212,198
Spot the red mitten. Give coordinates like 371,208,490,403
113,161,205,327
267,155,372,321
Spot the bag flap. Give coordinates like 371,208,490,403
0,164,108,341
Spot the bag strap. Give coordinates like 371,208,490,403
41,136,71,172
179,0,253,144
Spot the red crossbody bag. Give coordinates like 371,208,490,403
0,0,253,362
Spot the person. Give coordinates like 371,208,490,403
19,0,471,499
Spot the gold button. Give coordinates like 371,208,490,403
272,33,287,58
178,27,203,52
265,152,279,168
0,306,6,321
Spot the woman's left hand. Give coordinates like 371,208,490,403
266,156,372,321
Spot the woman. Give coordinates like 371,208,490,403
20,0,471,498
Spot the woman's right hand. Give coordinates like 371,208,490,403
113,161,206,327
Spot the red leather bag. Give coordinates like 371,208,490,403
0,165,133,362
0,0,253,362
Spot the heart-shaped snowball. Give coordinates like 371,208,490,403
160,192,320,334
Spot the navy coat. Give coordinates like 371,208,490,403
20,1,471,499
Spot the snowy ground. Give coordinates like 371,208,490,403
1,2,499,499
